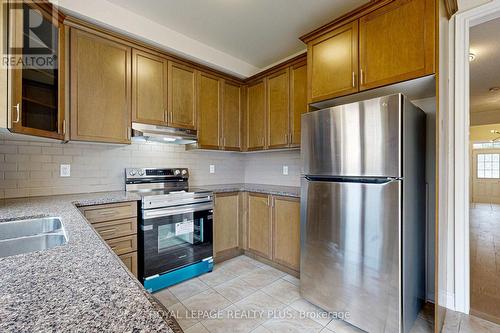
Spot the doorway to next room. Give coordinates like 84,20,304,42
468,15,500,327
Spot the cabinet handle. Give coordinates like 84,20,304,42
127,127,131,140
13,103,20,123
360,69,364,85
352,72,356,87
223,137,226,147
169,111,174,124
99,228,117,234
284,133,288,144
98,210,117,216
62,120,66,135
267,196,270,206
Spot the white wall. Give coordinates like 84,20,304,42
244,150,301,186
0,133,301,199
412,97,437,302
51,0,259,78
470,109,500,125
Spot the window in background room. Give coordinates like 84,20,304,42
477,153,500,179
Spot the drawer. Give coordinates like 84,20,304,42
81,201,137,224
106,235,137,256
93,218,137,240
119,251,138,277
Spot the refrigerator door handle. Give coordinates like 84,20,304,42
304,176,401,184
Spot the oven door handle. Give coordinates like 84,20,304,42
142,202,213,220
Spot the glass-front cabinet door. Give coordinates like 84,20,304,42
7,1,65,139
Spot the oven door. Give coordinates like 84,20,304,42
140,202,213,279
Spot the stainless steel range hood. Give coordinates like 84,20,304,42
131,122,197,145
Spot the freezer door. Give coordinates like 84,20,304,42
301,94,402,178
300,178,401,333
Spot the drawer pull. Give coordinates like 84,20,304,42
98,210,117,216
98,228,117,234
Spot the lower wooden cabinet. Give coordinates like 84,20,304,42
272,196,300,271
247,193,272,259
213,192,240,258
80,201,138,278
246,193,301,272
119,252,138,277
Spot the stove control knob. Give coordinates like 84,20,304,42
181,169,187,176
174,169,181,176
138,170,145,176
129,170,137,176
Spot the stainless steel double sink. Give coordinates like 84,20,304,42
0,217,68,258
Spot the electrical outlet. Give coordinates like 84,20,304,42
282,165,289,175
60,164,71,177
209,165,215,174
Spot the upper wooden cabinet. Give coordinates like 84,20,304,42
132,49,168,125
247,80,266,151
359,0,436,90
197,72,221,149
168,62,197,130
308,21,359,103
70,29,131,144
8,2,66,140
222,81,241,151
247,193,272,259
267,68,290,149
243,57,307,152
302,0,436,102
290,61,307,147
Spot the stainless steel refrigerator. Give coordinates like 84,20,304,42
300,94,426,333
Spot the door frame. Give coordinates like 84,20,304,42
453,0,500,314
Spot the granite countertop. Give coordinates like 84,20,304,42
198,183,300,198
0,191,181,333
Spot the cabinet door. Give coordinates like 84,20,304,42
359,0,435,90
214,193,239,257
8,3,65,140
222,81,241,151
272,196,300,271
308,21,358,103
247,193,272,259
70,29,131,143
197,72,221,149
290,61,307,147
132,49,168,125
247,80,266,150
119,252,138,277
168,62,196,130
267,69,290,149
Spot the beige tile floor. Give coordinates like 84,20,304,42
441,308,500,333
469,203,500,324
153,255,433,333
153,255,360,333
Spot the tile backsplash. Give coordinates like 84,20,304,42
0,133,301,199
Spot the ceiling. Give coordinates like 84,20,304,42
106,0,368,69
470,16,500,115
